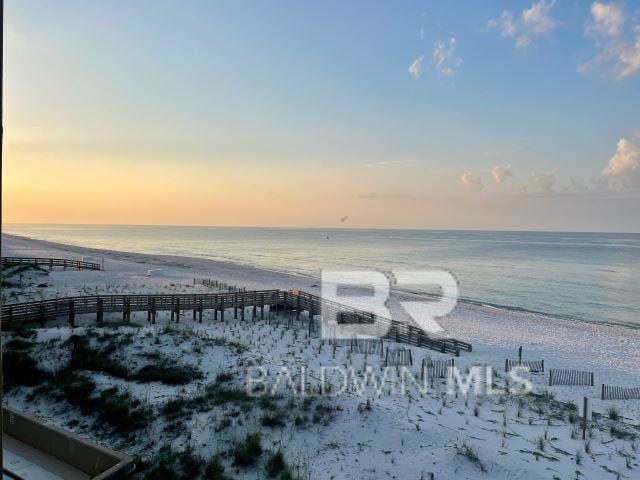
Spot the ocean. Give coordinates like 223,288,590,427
3,224,639,328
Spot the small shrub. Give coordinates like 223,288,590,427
204,455,226,480
608,407,620,421
216,417,232,432
265,450,286,478
161,397,188,417
215,372,233,383
133,363,203,385
455,440,486,472
233,432,263,466
142,445,204,480
262,412,286,428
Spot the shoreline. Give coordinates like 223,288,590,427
3,232,639,332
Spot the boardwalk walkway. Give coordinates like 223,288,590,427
2,257,102,271
1,288,471,355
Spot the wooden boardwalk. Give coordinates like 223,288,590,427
2,256,102,271
1,288,472,355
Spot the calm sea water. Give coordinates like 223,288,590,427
4,224,640,328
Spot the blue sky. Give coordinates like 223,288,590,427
4,1,640,231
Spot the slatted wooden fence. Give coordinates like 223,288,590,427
421,356,454,379
194,278,245,292
601,385,640,400
549,369,594,386
505,359,544,373
350,339,384,355
2,256,102,271
385,347,413,367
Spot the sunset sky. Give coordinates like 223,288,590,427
3,0,640,231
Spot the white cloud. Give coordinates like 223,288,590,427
491,164,513,184
460,172,483,192
432,37,462,76
580,2,640,80
364,159,417,168
527,171,556,194
618,29,640,79
488,11,517,38
586,2,625,37
602,137,640,190
408,56,424,79
488,1,557,49
522,0,557,35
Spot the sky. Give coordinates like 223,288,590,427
2,0,640,232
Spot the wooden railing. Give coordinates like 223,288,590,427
1,288,472,355
1,257,102,271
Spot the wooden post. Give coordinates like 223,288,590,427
198,298,203,323
261,294,265,319
97,298,104,324
220,298,225,322
582,396,589,440
505,359,509,372
175,298,180,323
590,372,594,387
253,291,257,319
601,384,605,400
68,300,75,327
241,300,245,321
518,345,522,362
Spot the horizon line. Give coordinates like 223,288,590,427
2,222,639,236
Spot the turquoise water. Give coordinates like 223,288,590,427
3,224,640,328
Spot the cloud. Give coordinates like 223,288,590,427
489,11,517,38
586,2,625,37
491,164,513,184
364,159,417,168
527,171,556,195
432,37,462,76
460,172,483,192
488,1,557,49
522,0,557,35
408,56,424,79
580,2,640,80
601,137,640,190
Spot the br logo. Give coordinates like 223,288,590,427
320,270,458,340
